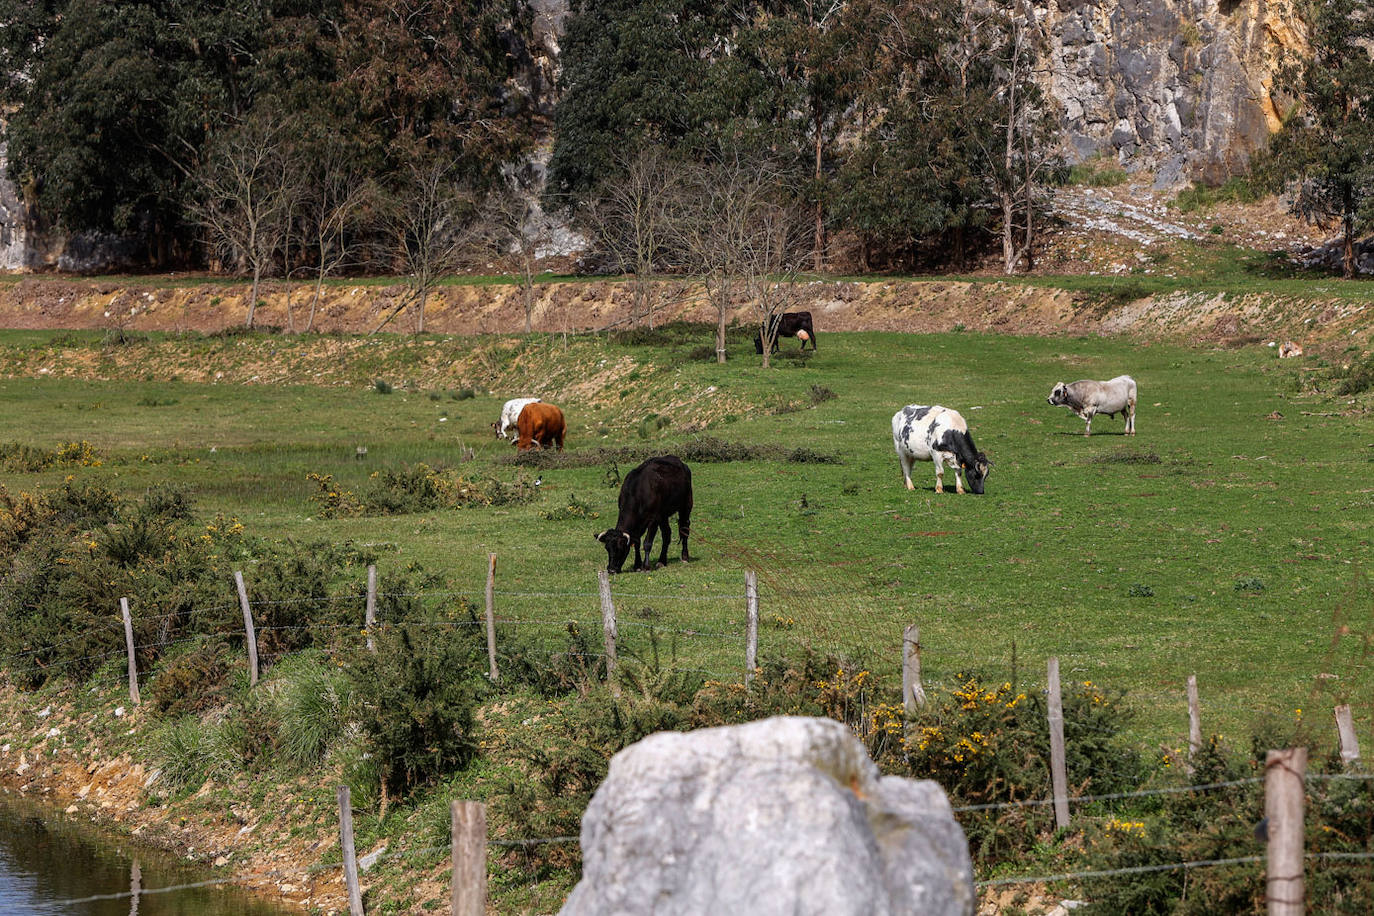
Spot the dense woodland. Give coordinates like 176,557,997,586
0,0,1372,280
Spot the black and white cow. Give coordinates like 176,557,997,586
754,311,817,354
595,455,693,573
1047,376,1137,437
891,405,991,495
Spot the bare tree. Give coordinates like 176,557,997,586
375,161,480,334
483,188,543,334
297,146,374,332
746,203,811,369
672,152,797,364
190,116,298,329
582,146,685,329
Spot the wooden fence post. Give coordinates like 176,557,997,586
1334,705,1360,766
902,624,925,715
1265,747,1307,916
484,554,498,682
338,785,365,916
744,571,758,686
234,571,259,687
451,801,488,916
119,597,140,706
1186,674,1202,774
1046,657,1070,830
365,565,377,653
598,570,620,697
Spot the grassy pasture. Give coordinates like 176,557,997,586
0,326,1369,749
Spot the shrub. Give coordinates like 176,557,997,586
347,624,485,798
147,639,236,718
542,494,600,521
307,466,538,518
373,379,394,394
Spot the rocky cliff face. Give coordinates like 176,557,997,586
0,0,1308,272
1042,0,1305,186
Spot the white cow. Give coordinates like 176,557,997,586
495,397,541,441
891,405,991,495
1047,376,1137,437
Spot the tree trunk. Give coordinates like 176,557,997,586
1344,213,1356,279
813,107,825,272
306,271,323,333
416,289,427,334
247,268,260,329
716,307,728,364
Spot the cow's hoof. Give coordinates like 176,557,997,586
935,486,944,494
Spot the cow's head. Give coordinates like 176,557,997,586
491,421,502,436
1047,383,1068,407
963,452,992,495
595,528,633,573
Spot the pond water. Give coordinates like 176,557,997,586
0,797,294,915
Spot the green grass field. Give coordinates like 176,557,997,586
0,326,1369,749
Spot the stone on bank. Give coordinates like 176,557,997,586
560,715,975,916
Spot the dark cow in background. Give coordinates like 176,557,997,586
1047,375,1137,437
754,311,817,354
891,404,991,495
515,402,566,451
596,456,693,573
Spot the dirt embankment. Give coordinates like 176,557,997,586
0,275,1367,351
0,686,341,913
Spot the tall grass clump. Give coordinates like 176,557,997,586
275,652,355,767
147,716,240,792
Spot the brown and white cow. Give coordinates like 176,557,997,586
1047,376,1137,437
494,397,540,441
515,402,566,451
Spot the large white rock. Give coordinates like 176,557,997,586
560,716,974,916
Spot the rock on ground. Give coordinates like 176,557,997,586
560,715,975,916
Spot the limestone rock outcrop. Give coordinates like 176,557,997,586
1040,0,1305,185
560,716,975,916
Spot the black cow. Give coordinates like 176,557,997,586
595,456,693,573
754,311,817,354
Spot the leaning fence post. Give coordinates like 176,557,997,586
1046,657,1070,830
902,624,925,715
744,571,758,685
119,597,140,706
598,569,620,697
365,565,377,653
451,801,488,916
234,571,259,687
338,785,365,916
1186,674,1202,774
1265,747,1307,916
1334,705,1360,766
484,554,499,681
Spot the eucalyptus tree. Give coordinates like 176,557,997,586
1262,0,1374,278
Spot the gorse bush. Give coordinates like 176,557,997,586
347,623,485,798
307,466,538,518
0,440,104,472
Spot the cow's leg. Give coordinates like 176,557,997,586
953,462,966,495
640,524,659,572
631,534,644,572
656,518,671,568
899,453,916,490
1126,399,1136,435
678,508,691,561
932,455,945,494
1081,410,1094,437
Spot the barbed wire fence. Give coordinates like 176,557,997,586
3,558,1373,914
